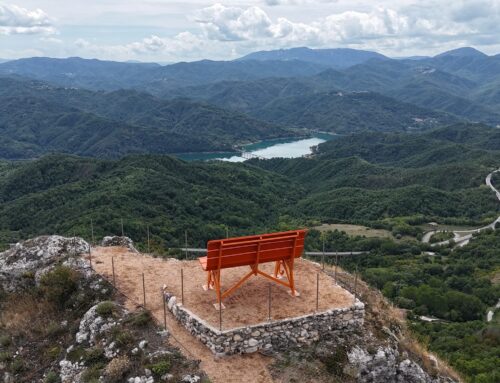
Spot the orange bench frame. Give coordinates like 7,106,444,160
199,229,307,306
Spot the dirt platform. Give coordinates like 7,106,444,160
91,247,353,329
88,246,354,383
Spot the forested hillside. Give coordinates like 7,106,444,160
0,77,295,159
1,123,498,248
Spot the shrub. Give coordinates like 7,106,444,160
96,301,115,318
44,371,61,383
0,351,12,362
147,358,171,376
46,345,62,360
0,335,11,347
321,347,348,377
39,266,79,308
10,358,25,373
84,347,105,365
81,363,104,383
395,296,416,310
104,356,130,382
126,310,152,327
112,329,134,347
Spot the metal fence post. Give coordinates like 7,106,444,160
162,291,167,328
142,273,146,308
268,284,272,322
112,256,116,286
181,268,184,305
353,267,358,303
90,218,95,246
219,300,222,332
147,224,150,254
121,218,124,237
322,237,325,270
316,272,319,311
88,245,92,269
335,252,338,283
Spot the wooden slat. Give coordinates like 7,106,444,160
204,229,306,271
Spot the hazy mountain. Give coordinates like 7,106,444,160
0,57,326,92
139,59,327,94
237,47,387,68
0,57,160,90
434,47,488,58
252,91,454,133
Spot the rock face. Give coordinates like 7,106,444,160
0,235,90,292
347,346,443,383
75,304,123,346
101,236,138,252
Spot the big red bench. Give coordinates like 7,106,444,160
199,229,307,307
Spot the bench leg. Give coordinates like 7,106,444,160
274,260,286,279
203,271,215,291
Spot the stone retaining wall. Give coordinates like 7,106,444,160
165,293,365,355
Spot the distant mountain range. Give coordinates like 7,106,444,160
237,47,387,68
0,46,499,159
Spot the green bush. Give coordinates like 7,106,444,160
0,335,11,347
126,310,152,328
81,363,104,383
10,358,24,373
46,345,62,360
96,301,115,318
44,371,61,383
113,330,134,347
0,351,12,362
147,358,171,376
39,266,79,308
84,347,105,365
395,296,416,310
321,347,348,377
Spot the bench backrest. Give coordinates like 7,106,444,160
205,229,307,271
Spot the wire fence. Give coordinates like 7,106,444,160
77,218,367,338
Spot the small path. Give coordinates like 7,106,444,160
89,246,275,383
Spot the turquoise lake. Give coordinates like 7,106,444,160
176,133,337,162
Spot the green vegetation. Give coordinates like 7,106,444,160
337,229,500,382
39,266,80,309
0,77,296,159
96,301,115,317
0,122,498,381
429,231,454,243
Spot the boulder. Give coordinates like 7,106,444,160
0,235,90,292
101,236,138,252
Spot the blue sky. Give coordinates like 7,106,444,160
1,1,499,62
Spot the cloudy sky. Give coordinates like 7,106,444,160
1,0,499,62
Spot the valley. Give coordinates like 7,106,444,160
0,45,499,383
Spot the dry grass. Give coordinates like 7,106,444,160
0,294,59,338
313,224,393,239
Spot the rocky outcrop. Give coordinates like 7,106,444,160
0,235,90,292
346,346,446,383
101,236,138,252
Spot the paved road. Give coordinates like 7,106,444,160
423,168,500,247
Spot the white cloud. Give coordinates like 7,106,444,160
72,32,209,61
9,0,499,61
0,3,55,35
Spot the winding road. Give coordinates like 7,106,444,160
423,168,500,247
